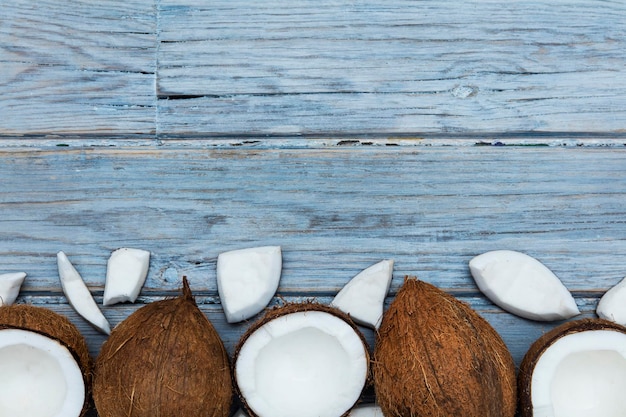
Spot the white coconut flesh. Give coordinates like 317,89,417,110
0,272,26,307
531,330,626,417
0,329,84,417
236,311,368,417
103,247,150,306
217,246,282,323
469,250,580,321
348,404,384,417
596,276,626,326
57,251,111,335
330,260,393,329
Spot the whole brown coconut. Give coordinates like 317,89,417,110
518,318,626,417
0,304,92,416
233,302,371,417
373,277,517,417
93,277,232,417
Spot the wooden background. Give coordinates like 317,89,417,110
1,0,625,415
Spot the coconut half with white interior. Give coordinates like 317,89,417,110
233,303,370,417
518,318,626,417
0,304,92,417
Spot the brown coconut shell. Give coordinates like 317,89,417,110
93,277,232,417
233,302,371,417
0,304,93,417
518,318,626,417
373,276,517,417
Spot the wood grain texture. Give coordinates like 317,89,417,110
1,0,625,138
157,0,626,137
0,0,156,136
1,146,624,355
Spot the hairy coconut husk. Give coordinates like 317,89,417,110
518,318,626,417
93,277,232,417
373,276,517,417
233,302,371,417
0,304,92,416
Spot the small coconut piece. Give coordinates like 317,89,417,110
469,250,580,321
234,303,370,417
57,251,111,335
233,409,249,417
373,277,517,417
519,318,626,417
330,260,393,329
347,404,384,417
103,247,150,306
596,276,626,325
217,245,282,323
0,304,92,417
0,272,26,306
93,277,232,417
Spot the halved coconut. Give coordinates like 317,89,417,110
330,260,393,329
0,304,92,417
217,246,282,323
234,303,370,417
519,318,626,417
469,250,580,321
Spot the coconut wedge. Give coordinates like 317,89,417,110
217,246,282,323
103,248,150,306
330,260,393,329
0,304,92,417
519,319,626,417
234,303,369,417
0,272,26,306
596,276,626,326
57,251,111,335
469,250,580,321
348,404,384,417
374,277,517,417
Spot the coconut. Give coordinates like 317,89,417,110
93,277,232,417
0,304,92,417
373,277,516,417
518,318,626,417
233,302,370,417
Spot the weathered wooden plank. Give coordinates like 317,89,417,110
1,146,624,295
157,0,626,136
0,0,156,136
1,145,624,415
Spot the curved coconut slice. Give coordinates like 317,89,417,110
596,276,626,325
348,404,384,417
217,246,282,323
234,304,369,417
373,277,517,417
0,272,26,306
57,251,111,335
330,260,393,329
519,319,626,417
0,304,92,417
469,250,580,321
103,248,150,306
93,277,232,417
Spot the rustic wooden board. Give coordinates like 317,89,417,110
157,0,626,136
2,0,625,137
0,0,156,136
1,145,624,344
